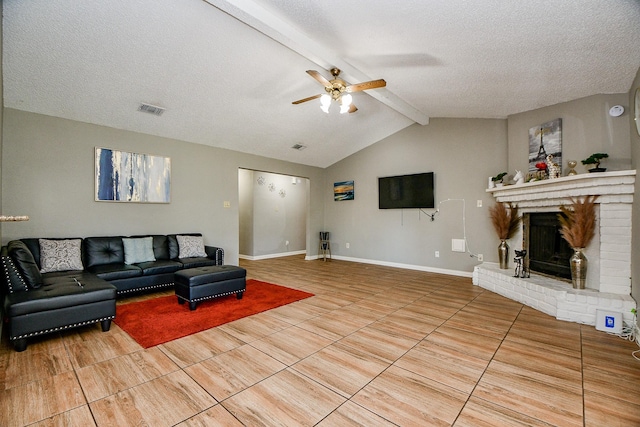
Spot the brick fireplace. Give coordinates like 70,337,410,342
473,170,637,326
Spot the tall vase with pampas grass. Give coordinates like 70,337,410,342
489,202,521,269
558,195,598,289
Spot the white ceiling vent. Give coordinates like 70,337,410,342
291,144,307,150
137,103,165,116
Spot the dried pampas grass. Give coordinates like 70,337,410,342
558,195,598,249
489,202,520,240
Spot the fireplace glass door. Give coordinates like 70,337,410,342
526,212,572,279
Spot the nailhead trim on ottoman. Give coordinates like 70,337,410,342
174,265,247,310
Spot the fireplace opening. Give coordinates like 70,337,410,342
524,212,572,280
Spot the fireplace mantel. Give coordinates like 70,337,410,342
486,170,635,208
474,170,637,327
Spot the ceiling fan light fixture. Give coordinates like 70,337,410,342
320,94,331,113
339,94,353,114
293,69,386,115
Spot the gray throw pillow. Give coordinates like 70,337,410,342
177,235,207,258
123,237,156,264
39,238,84,273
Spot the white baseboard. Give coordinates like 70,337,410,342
249,252,473,278
305,254,473,278
239,250,306,261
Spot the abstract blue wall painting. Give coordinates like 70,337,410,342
95,147,171,203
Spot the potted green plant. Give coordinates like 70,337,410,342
491,172,507,187
581,153,608,172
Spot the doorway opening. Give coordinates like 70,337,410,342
238,169,309,260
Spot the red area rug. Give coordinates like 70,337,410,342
114,279,313,348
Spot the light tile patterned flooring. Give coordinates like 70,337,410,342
1,256,640,426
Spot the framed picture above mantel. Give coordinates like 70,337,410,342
528,118,562,173
95,147,171,203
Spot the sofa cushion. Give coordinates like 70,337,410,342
86,263,142,281
178,257,217,269
177,235,207,258
123,237,156,265
151,235,170,260
7,240,43,289
137,259,183,276
39,239,84,273
84,237,125,267
6,272,116,317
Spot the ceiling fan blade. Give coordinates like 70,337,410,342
306,70,331,87
348,103,358,113
292,94,322,105
346,79,386,93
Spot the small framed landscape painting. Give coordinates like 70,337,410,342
334,181,354,201
95,147,171,203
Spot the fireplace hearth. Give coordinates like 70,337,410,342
475,170,637,327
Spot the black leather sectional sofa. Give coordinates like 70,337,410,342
1,233,223,351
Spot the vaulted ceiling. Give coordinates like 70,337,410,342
4,1,640,167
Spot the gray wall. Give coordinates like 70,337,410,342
1,109,325,265
507,93,632,174
239,169,307,257
238,169,254,256
0,0,4,340
322,93,635,277
324,118,508,275
630,67,640,330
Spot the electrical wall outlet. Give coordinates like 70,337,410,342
477,200,482,207
477,254,483,262
223,201,231,208
435,251,440,258
346,243,350,249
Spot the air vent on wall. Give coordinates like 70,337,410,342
138,103,165,116
291,144,307,150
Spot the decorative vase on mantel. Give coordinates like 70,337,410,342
570,248,587,289
498,239,509,270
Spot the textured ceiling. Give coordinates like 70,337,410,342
4,0,640,168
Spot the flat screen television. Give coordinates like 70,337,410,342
378,172,434,209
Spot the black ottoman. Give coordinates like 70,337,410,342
174,265,246,310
